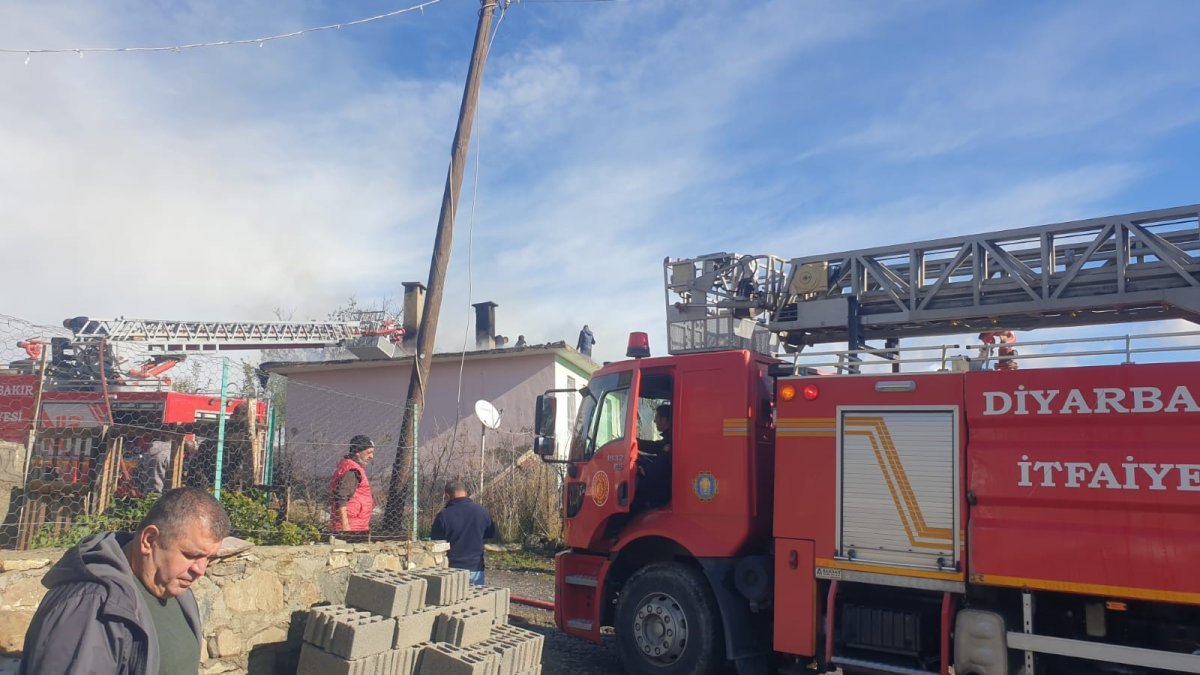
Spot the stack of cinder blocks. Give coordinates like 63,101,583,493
297,568,543,675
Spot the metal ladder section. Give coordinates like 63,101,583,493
772,203,1200,344
664,204,1200,354
66,317,364,351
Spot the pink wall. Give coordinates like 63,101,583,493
280,351,564,483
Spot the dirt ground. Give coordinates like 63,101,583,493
487,566,626,675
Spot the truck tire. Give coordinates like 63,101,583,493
615,562,726,675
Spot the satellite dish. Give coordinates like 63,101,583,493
474,400,502,430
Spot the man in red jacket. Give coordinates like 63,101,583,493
329,435,376,536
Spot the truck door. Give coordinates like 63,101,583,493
562,370,636,548
838,405,961,571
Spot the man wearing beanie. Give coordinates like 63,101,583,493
329,434,376,536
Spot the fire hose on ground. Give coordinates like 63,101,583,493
511,595,555,611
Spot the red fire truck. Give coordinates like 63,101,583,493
533,204,1200,675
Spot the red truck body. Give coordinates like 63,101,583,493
547,350,1200,675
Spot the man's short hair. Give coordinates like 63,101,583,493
656,403,672,419
137,487,231,543
444,480,467,496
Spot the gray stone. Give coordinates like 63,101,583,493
222,571,284,612
215,536,255,559
208,628,242,658
0,559,49,573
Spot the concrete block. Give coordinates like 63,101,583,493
379,646,422,675
410,642,435,673
433,606,493,647
297,643,370,675
469,637,522,675
491,588,510,620
305,603,397,660
374,648,393,675
412,568,470,606
304,605,363,650
331,612,397,660
462,586,511,623
347,571,429,617
394,607,441,648
417,643,498,675
490,625,543,671
375,647,412,675
515,667,541,675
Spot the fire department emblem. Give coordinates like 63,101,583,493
590,471,610,507
694,472,718,502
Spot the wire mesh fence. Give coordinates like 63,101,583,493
0,312,565,550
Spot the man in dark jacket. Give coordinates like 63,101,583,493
430,481,496,585
20,487,230,675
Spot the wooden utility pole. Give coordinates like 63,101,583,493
384,0,498,536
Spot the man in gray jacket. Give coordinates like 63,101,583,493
20,487,230,675
132,438,172,494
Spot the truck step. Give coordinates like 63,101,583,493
566,619,594,631
565,575,599,587
830,656,936,675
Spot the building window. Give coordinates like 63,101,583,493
566,376,577,429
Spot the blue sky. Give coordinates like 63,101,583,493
1,0,1198,364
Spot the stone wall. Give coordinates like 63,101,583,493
0,540,448,674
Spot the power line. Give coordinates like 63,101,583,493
0,0,443,58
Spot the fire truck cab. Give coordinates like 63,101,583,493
539,346,778,672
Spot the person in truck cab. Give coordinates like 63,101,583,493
634,403,673,509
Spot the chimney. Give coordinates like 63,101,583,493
402,282,426,346
472,301,498,350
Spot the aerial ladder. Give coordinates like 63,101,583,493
18,313,405,390
664,203,1200,364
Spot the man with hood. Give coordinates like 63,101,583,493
20,487,230,675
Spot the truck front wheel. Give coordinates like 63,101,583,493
615,562,726,675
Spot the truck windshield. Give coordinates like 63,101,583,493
569,371,630,462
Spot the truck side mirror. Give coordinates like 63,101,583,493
534,395,556,438
533,435,555,457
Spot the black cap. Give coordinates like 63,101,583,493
348,435,374,454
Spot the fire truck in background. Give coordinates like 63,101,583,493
0,314,403,546
3,313,404,439
533,204,1200,675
